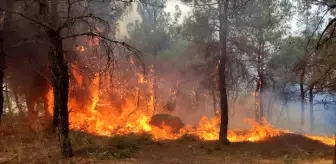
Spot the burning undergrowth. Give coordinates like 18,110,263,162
43,61,335,147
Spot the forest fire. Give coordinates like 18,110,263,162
1,0,336,161
45,65,335,147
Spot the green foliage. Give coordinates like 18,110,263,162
158,39,190,65
180,0,294,94
126,0,181,56
107,133,153,158
108,134,152,158
266,36,306,90
269,36,305,71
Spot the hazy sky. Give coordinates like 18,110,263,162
117,0,190,38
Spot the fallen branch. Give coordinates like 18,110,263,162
0,154,17,163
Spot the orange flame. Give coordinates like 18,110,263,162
76,46,85,52
46,72,335,146
45,42,335,146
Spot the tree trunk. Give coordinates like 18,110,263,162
152,10,159,115
259,81,264,120
212,63,219,116
259,41,265,121
153,63,158,114
219,56,229,144
254,77,264,123
218,0,230,144
300,68,305,128
309,87,314,132
255,81,260,122
5,82,11,114
13,93,23,116
25,94,37,127
43,95,51,125
0,35,4,122
211,86,217,116
301,0,309,131
0,0,12,122
255,30,265,123
334,135,336,164
230,84,238,118
49,31,73,157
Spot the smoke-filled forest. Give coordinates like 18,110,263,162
0,0,335,163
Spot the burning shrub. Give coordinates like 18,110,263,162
163,101,176,112
149,114,185,133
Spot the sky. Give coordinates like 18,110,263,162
117,0,190,38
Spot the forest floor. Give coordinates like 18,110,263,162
0,128,334,164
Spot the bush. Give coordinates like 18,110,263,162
177,133,199,142
107,133,153,158
70,131,153,159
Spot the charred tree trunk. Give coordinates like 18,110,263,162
309,87,314,132
48,1,72,155
0,33,4,122
218,56,229,144
0,0,12,122
49,31,73,157
218,0,230,144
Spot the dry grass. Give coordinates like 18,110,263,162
0,116,334,164
0,129,334,164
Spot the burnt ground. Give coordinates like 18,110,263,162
0,130,334,164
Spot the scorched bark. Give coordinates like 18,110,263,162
0,22,4,122
48,30,73,157
0,0,13,122
218,0,230,144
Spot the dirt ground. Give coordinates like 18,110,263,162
0,130,334,164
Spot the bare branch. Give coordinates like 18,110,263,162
0,8,53,31
316,17,336,49
61,32,145,73
57,15,110,32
